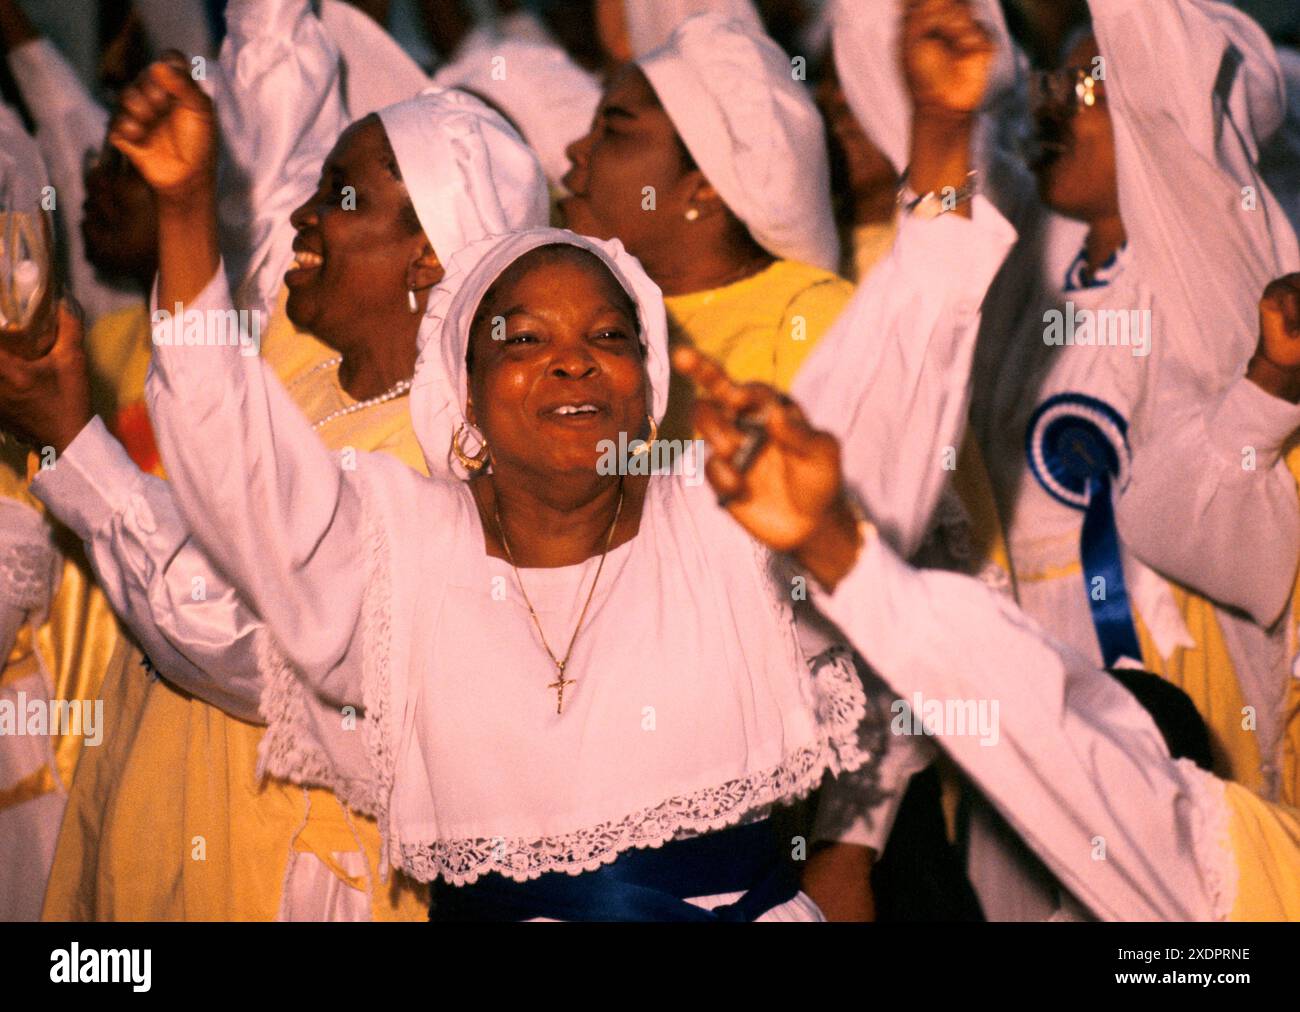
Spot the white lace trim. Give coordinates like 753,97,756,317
0,538,55,611
395,645,872,886
260,476,877,887
1176,759,1237,921
253,630,382,822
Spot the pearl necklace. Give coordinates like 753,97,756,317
291,356,413,430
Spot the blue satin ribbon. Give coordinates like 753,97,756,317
430,818,800,922
1027,394,1143,668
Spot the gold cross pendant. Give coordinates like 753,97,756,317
548,666,577,715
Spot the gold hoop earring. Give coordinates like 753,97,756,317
631,415,658,455
452,422,489,472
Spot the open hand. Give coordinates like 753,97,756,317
902,0,996,119
109,53,216,203
673,347,867,589
0,301,92,454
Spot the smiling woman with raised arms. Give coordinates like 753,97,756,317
0,12,1015,917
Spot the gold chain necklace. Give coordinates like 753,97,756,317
492,480,625,715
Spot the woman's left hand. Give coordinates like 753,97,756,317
673,347,867,590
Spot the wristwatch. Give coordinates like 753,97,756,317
896,169,979,219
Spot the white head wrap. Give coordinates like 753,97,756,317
637,13,840,272
376,87,550,264
432,37,601,186
624,0,763,58
409,228,669,479
319,0,432,120
831,0,1022,173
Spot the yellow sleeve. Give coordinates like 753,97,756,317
772,277,852,393
1224,781,1300,920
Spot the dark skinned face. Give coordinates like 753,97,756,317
815,72,896,210
466,248,649,480
82,140,158,285
560,65,698,263
284,115,437,351
1031,36,1120,224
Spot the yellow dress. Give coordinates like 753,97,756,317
0,308,148,920
1223,782,1300,919
41,296,429,921
659,259,853,438
1115,441,1300,800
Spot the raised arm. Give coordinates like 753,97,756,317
680,350,1230,921
214,0,349,315
1089,0,1300,387
793,0,1017,558
811,528,1225,921
831,0,1036,225
104,63,368,696
1118,274,1300,627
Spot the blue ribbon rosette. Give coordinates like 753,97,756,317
1025,392,1143,668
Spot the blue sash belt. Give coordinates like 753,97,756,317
429,818,800,922
1027,392,1143,668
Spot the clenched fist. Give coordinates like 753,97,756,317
109,53,216,203
902,0,996,119
673,346,867,591
1247,273,1300,403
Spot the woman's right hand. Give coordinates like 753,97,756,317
109,53,217,204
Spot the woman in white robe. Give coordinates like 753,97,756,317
679,349,1295,920
0,26,1015,909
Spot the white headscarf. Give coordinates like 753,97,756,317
409,228,670,479
432,37,601,187
624,0,763,58
376,87,550,264
637,13,840,272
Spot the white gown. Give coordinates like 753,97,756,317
814,529,1235,922
828,0,1300,919
32,185,1015,915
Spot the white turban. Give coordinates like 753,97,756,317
432,37,601,187
624,0,763,58
638,13,840,272
409,228,670,479
830,0,1020,173
376,87,550,265
319,0,431,120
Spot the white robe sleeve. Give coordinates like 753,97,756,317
811,531,1228,920
1118,372,1300,628
1089,0,1300,387
792,196,1017,557
0,497,56,666
29,418,270,724
145,264,367,704
214,0,350,316
4,39,137,326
